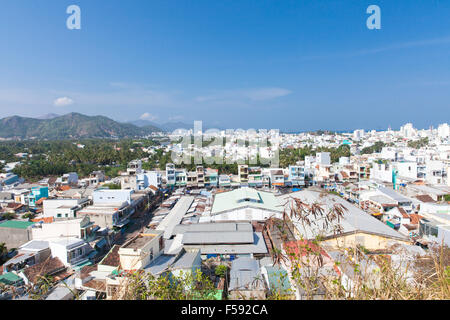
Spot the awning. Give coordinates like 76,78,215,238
72,260,93,271
95,238,107,248
371,212,383,216
113,219,130,228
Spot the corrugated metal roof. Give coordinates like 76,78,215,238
279,190,408,241
143,254,177,276
183,232,268,255
379,187,411,203
172,222,252,234
171,251,200,270
181,231,254,245
156,196,195,239
229,257,261,291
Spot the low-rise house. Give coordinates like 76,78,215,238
19,256,68,286
207,187,283,222
31,216,96,242
88,171,106,186
228,257,266,300
219,175,231,188
205,168,219,188
248,167,263,188
0,220,35,248
171,222,268,260
118,229,165,272
419,217,450,247
288,165,305,187
137,171,161,190
93,189,133,205
57,172,78,186
2,240,51,273
238,165,249,183
48,237,93,269
43,198,90,219
279,190,410,251
28,186,49,207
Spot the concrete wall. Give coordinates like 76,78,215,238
119,233,164,271
32,220,82,240
77,212,115,230
322,232,409,251
0,227,32,249
93,189,132,205
43,199,82,218
210,208,282,222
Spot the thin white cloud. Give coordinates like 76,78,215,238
196,87,292,103
243,88,292,101
53,97,74,107
140,112,158,121
298,36,450,61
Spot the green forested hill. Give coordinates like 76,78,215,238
0,113,162,139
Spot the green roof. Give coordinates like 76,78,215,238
0,220,35,229
72,260,93,271
211,187,283,215
0,272,23,286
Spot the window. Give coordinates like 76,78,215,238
159,237,164,251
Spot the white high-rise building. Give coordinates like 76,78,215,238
437,123,450,139
353,129,365,141
316,152,331,165
400,123,417,138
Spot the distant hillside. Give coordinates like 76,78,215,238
128,120,194,132
129,119,161,128
36,113,60,120
0,113,163,140
161,122,193,132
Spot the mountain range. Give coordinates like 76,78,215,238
128,119,193,132
0,113,163,140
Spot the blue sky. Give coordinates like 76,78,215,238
0,0,449,131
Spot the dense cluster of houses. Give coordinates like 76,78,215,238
0,122,449,300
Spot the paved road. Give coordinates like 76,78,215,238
115,202,160,246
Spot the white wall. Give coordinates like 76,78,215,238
32,220,83,240
93,189,132,205
210,207,282,222
43,199,81,218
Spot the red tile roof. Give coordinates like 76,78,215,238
100,245,121,267
35,197,47,206
409,214,424,225
398,208,409,219
32,217,54,224
83,279,106,292
415,195,435,203
23,257,66,284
